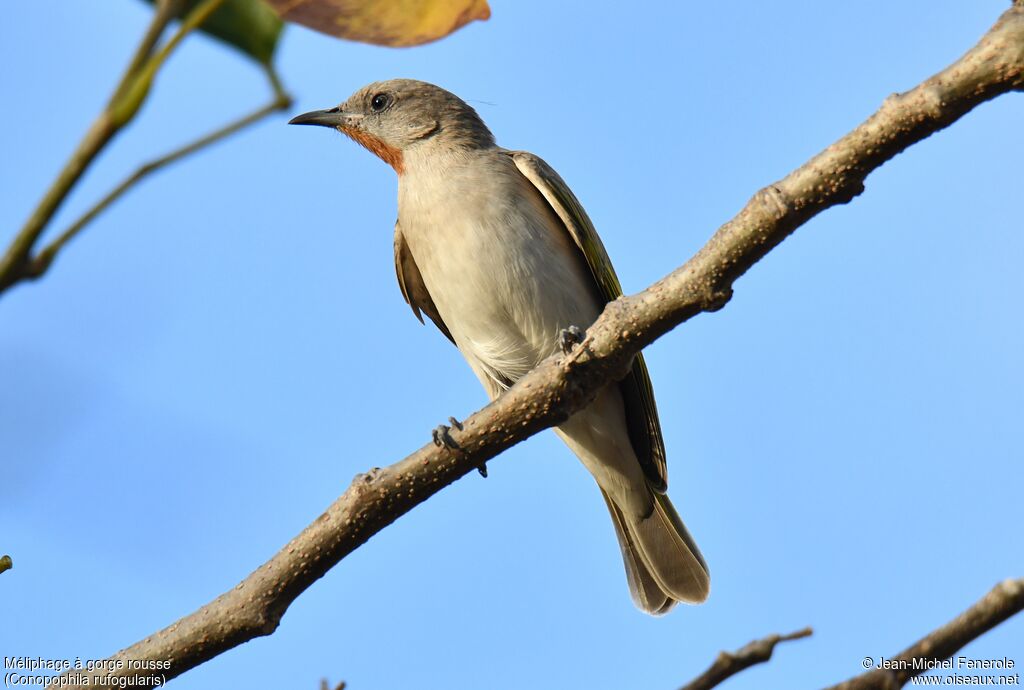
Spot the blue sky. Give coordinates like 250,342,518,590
1,1,1021,688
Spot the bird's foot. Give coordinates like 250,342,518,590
431,423,460,450
431,417,485,476
432,417,464,450
558,325,585,354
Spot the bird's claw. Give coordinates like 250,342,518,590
432,423,460,450
431,418,483,475
558,325,585,354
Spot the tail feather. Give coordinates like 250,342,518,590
632,492,710,604
603,490,710,609
600,490,674,615
555,389,709,612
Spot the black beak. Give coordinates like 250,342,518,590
288,106,348,128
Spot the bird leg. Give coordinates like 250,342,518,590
558,325,585,354
432,423,460,450
432,417,487,477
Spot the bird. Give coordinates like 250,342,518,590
290,79,709,614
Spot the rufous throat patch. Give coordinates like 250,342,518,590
341,126,404,174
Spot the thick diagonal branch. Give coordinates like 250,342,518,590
47,5,1024,690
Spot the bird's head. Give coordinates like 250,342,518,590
289,79,494,174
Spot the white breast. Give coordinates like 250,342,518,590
397,149,601,395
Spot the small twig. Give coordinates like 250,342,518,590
113,0,186,105
0,3,177,290
0,105,113,290
679,628,812,690
319,680,346,690
823,578,1024,690
0,555,12,574
0,0,225,294
108,0,228,127
27,66,292,279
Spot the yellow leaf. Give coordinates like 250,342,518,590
266,0,490,47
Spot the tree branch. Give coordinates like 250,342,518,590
0,1,178,291
25,66,293,280
0,554,11,575
0,0,225,294
46,4,1024,689
674,580,1024,690
823,578,1024,690
113,0,186,105
679,628,812,690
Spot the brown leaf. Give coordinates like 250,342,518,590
266,0,490,47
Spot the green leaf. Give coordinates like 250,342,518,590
141,0,284,65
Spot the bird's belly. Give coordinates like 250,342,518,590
401,194,600,390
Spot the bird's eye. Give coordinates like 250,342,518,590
370,93,390,112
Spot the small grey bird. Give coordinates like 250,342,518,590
290,80,709,614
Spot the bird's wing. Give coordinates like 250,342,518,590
506,150,668,493
394,220,455,344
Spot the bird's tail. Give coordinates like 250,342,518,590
601,489,710,615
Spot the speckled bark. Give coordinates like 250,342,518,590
47,5,1024,689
